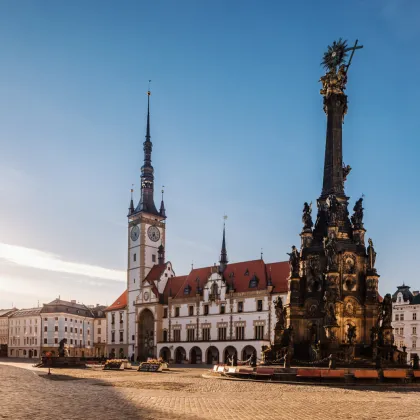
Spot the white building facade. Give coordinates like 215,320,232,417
8,308,42,358
40,299,95,357
392,285,420,362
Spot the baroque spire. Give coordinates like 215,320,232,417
135,88,159,215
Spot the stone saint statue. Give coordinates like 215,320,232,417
367,238,377,272
379,294,392,328
323,236,338,271
347,324,356,345
342,163,352,182
287,246,300,277
58,338,67,357
323,290,337,325
274,297,286,330
302,202,313,230
351,197,364,227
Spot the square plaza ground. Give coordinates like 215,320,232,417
0,360,418,420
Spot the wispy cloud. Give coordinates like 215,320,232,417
0,243,125,282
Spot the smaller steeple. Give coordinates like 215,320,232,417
158,243,165,265
219,216,228,273
128,187,135,215
160,186,166,218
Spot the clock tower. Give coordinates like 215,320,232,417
127,90,166,358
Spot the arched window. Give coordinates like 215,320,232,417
163,330,168,342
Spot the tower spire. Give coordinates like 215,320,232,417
135,83,159,215
160,186,166,218
219,216,228,272
128,186,135,215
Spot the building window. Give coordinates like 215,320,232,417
413,341,417,349
163,330,168,342
54,338,58,344
133,253,136,262
204,305,209,315
119,331,124,342
173,329,181,342
70,339,73,345
119,313,123,323
238,302,243,313
54,325,58,332
65,326,68,332
187,329,195,342
236,326,245,340
98,328,101,334
189,306,194,316
399,341,404,348
202,327,210,341
152,254,156,263
395,314,399,321
97,336,101,343
400,314,404,321
75,339,78,346
255,325,264,340
111,332,115,343
218,327,227,341
163,308,168,318
414,313,417,321
75,328,78,334
257,300,263,312
220,304,226,314
65,318,67,321
44,326,47,332
111,314,115,324
413,327,417,335
175,307,180,317
70,327,73,333
55,317,58,321
44,338,47,344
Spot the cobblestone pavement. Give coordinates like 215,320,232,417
1,360,420,420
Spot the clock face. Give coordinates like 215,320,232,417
147,226,160,242
130,225,140,242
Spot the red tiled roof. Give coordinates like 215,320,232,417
162,275,187,303
143,264,168,297
266,261,289,293
143,264,167,284
170,259,289,300
105,290,127,311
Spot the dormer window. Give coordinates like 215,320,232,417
184,285,191,295
249,275,259,288
244,269,249,276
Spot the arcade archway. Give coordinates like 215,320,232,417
138,309,155,361
206,346,219,364
223,346,237,364
190,347,202,364
242,345,256,362
159,347,171,362
174,347,186,363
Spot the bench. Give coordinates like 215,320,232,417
253,367,275,379
383,370,407,382
353,370,379,382
320,369,345,379
217,365,226,373
296,369,322,380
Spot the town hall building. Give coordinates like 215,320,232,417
107,91,290,363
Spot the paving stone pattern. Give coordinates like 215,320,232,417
0,361,418,420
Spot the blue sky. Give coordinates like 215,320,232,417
1,0,419,308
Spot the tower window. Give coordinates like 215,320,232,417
133,253,136,262
238,302,243,313
152,255,156,263
257,300,263,312
189,306,194,316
